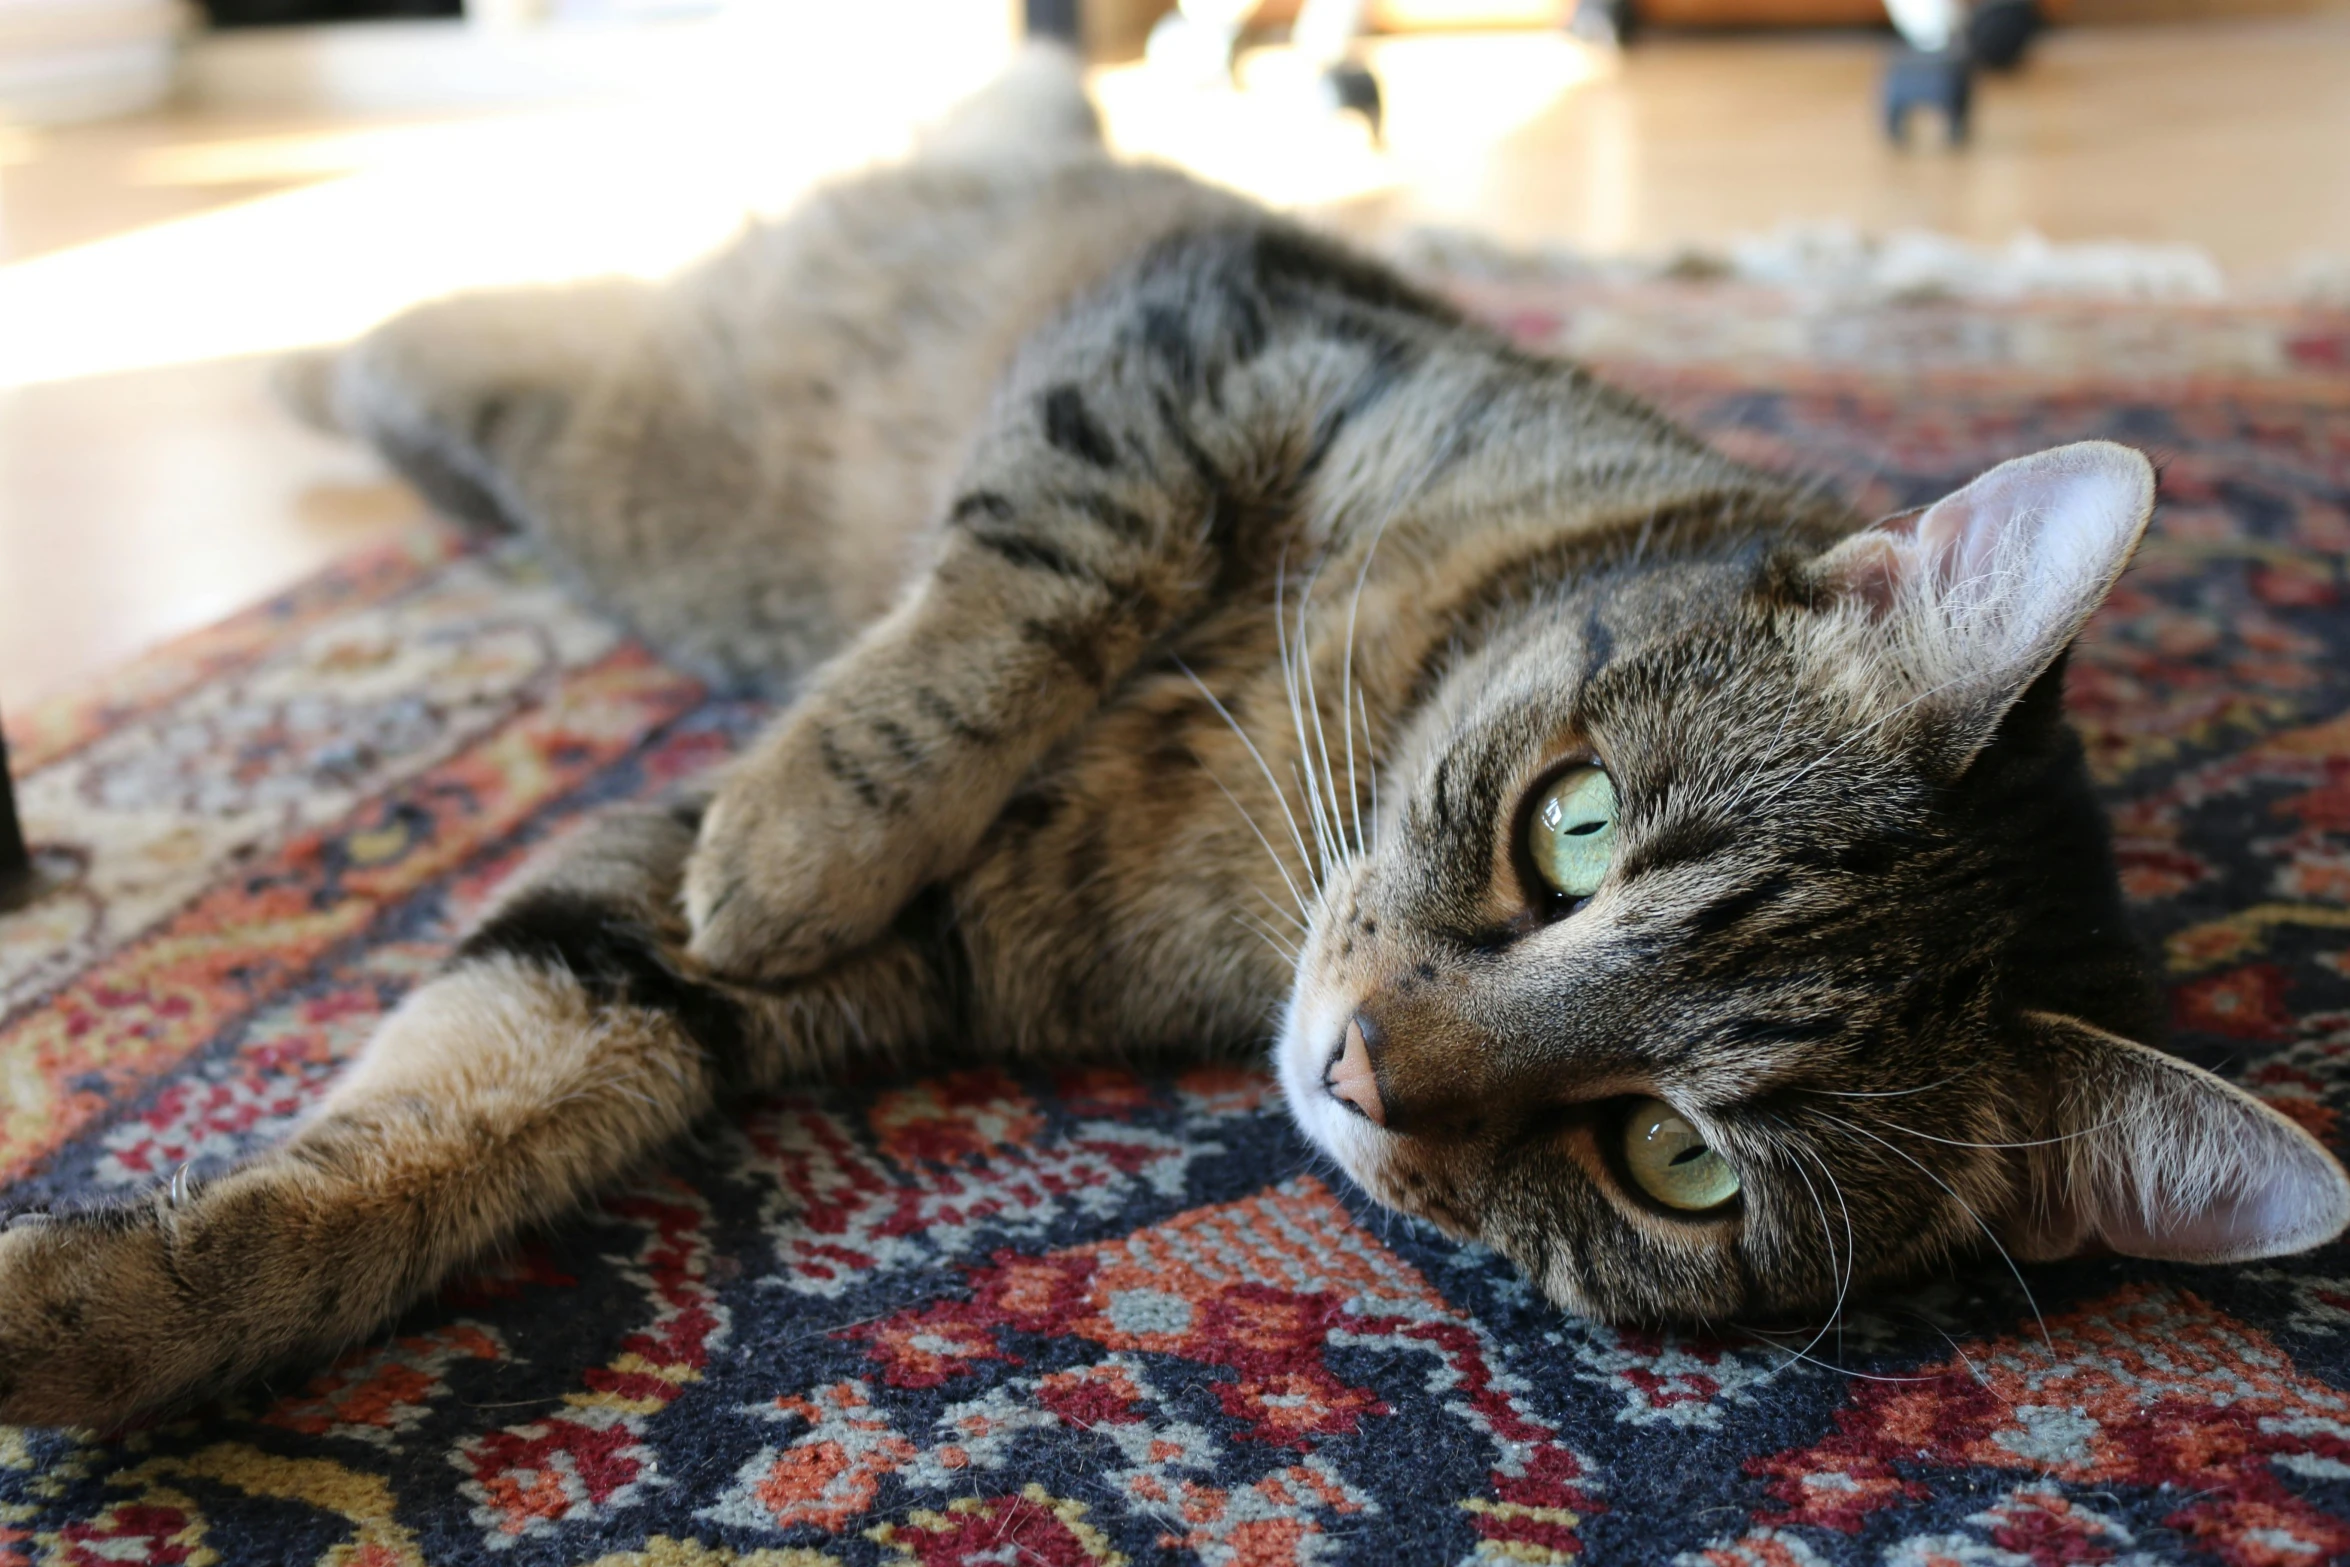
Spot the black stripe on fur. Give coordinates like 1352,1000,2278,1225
456,890,749,1061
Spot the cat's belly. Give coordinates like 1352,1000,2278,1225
948,642,1307,1065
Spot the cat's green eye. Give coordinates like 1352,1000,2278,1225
1621,1097,1741,1213
1528,765,1616,901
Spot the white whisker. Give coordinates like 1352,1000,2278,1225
1774,1139,1846,1371
1800,1075,1964,1100
1749,666,1986,813
1234,909,1302,964
1274,559,1340,895
1876,1117,2127,1152
1189,748,1313,926
1293,570,1352,878
1176,659,1320,920
1817,1109,2052,1354
1730,1325,1952,1385
1335,498,1401,859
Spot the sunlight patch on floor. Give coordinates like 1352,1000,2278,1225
0,4,1020,389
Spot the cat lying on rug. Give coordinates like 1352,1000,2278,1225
0,47,2343,1428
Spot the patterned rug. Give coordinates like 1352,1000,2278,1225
4,279,2349,1567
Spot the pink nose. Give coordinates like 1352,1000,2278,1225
1325,1017,1385,1126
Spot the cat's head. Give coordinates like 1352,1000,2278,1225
1280,441,2350,1325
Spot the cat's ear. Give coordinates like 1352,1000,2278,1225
1805,442,2155,769
2004,1011,2350,1264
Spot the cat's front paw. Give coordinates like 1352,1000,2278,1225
0,1200,217,1428
682,727,925,981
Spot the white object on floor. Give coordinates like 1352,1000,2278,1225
1723,223,2230,302
1395,220,2238,303
1884,0,1964,53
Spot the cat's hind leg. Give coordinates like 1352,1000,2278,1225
0,803,949,1429
278,278,655,536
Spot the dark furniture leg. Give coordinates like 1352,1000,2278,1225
1883,46,1972,145
0,712,32,913
1569,0,1638,46
1025,0,1080,42
1967,0,2041,70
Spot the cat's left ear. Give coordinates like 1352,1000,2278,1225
1806,441,2155,771
2004,1011,2350,1264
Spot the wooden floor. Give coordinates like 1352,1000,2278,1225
3,13,2348,712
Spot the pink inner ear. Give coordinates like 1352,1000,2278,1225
1825,445,2156,680
2016,1011,2350,1267
1832,533,1910,616
2092,1177,2323,1263
1912,490,2002,596
1830,489,2010,618
2071,1040,2350,1263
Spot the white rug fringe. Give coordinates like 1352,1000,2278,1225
1394,221,2349,306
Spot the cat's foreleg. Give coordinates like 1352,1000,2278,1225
684,225,1445,980
0,805,945,1429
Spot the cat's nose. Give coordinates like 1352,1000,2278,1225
1325,1015,1385,1126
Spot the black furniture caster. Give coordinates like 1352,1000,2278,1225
1023,0,1081,43
1321,60,1383,140
1569,0,1638,46
0,718,35,914
1883,47,1971,145
1966,0,2040,70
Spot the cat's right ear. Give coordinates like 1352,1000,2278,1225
2004,1011,2350,1265
1803,442,2155,772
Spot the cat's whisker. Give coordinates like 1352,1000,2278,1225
1176,660,1319,926
1815,1109,2053,1355
1233,910,1302,964
1755,1111,1860,1371
1749,667,1985,814
1292,573,1354,879
1809,1143,1858,1331
1273,561,1340,892
1799,1075,1964,1100
1721,673,1815,814
1302,649,1354,894
1334,460,1430,862
1254,889,1310,935
1874,1116,2129,1151
1878,1304,2004,1397
1774,1138,1851,1372
1728,1325,1949,1384
1774,1143,1842,1366
1289,758,1332,882
1338,617,1363,862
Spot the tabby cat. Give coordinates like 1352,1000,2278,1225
0,47,2342,1428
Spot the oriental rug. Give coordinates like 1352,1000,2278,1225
2,278,2347,1566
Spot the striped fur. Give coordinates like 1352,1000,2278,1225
3,47,2341,1427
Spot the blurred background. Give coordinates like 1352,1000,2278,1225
1,0,2345,714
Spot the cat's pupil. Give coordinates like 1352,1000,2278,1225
1669,1146,1709,1166
1563,821,1603,836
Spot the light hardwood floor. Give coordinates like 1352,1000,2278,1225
3,13,2347,711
